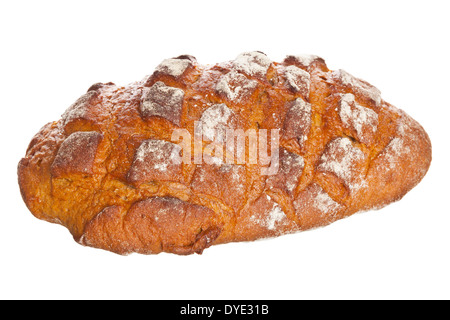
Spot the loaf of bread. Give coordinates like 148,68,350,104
18,51,432,255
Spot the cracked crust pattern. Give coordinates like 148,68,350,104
18,52,432,255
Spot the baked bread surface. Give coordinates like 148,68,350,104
18,52,432,255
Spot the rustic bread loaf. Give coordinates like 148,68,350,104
17,52,432,255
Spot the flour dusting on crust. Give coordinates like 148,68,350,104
283,98,312,146
216,70,258,102
294,183,342,226
135,139,181,168
196,103,235,142
140,81,185,126
332,69,382,105
250,194,288,231
233,51,272,78
191,162,247,211
339,93,378,144
284,65,311,97
383,115,415,170
313,186,341,214
155,58,192,77
62,91,99,122
318,137,367,191
51,131,103,177
284,54,323,69
266,147,305,195
128,139,182,183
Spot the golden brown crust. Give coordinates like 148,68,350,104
17,52,432,255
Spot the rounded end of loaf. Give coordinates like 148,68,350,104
17,122,64,224
362,109,432,210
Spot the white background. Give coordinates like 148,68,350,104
1,0,449,300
